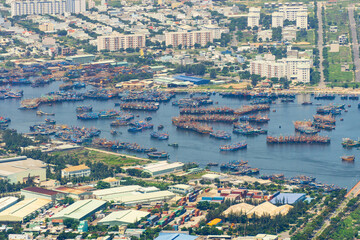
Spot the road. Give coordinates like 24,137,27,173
317,2,325,88
348,5,360,82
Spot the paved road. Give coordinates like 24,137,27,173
317,2,325,88
348,5,360,82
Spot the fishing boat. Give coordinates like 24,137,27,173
147,151,169,159
76,105,93,112
128,127,143,132
110,130,117,135
220,142,247,151
207,163,219,166
210,130,231,140
302,102,312,105
45,118,56,124
342,138,360,148
145,116,152,121
110,120,129,127
158,125,164,130
150,132,169,140
168,143,179,147
36,110,55,116
341,155,355,162
0,116,11,124
77,112,99,120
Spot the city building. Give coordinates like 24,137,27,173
247,7,261,28
270,192,306,205
165,31,213,47
168,184,194,195
21,187,65,201
272,12,284,28
101,177,121,187
279,4,307,21
173,75,210,85
111,190,176,206
296,12,308,29
250,54,311,83
141,161,184,176
93,185,143,199
98,210,150,226
39,22,54,32
11,0,86,16
61,164,91,178
50,199,107,221
66,54,95,64
0,198,52,222
97,33,146,51
202,25,228,39
0,156,46,184
55,187,92,200
0,197,19,212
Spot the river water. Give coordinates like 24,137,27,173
1,82,360,189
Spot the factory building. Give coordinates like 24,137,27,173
55,187,92,200
98,210,150,226
0,156,46,184
0,198,52,222
0,197,19,212
111,191,176,206
21,187,66,201
141,161,184,176
168,184,194,195
50,199,107,221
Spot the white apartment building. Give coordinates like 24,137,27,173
296,12,308,29
279,5,307,21
61,164,91,178
165,31,213,47
97,33,146,51
11,0,85,16
250,54,311,83
272,12,284,28
202,25,228,39
248,7,261,28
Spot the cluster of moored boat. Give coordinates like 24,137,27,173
233,122,267,135
220,160,259,175
0,88,23,99
77,110,121,120
266,135,330,144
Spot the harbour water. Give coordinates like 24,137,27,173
1,82,360,189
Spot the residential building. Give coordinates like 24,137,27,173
247,7,261,28
97,33,146,51
279,4,307,21
272,12,284,28
11,0,86,16
338,34,348,45
282,26,297,41
61,164,91,178
39,22,54,32
21,187,65,201
168,184,194,195
0,156,46,184
296,12,308,29
250,54,311,83
102,177,121,187
165,31,213,47
202,25,228,39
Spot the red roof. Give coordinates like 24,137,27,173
23,187,60,196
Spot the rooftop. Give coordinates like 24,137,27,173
0,157,46,177
93,185,142,198
55,187,89,195
142,161,184,173
155,233,198,240
98,210,150,225
0,197,18,210
50,199,107,220
62,164,90,173
22,187,60,196
270,193,306,205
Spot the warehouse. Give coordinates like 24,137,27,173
98,210,150,226
141,161,184,176
168,184,194,195
66,54,95,64
93,185,142,199
270,192,306,205
50,199,107,221
55,187,92,200
0,197,19,212
111,191,176,206
0,156,46,184
21,187,65,201
173,75,210,85
0,198,52,222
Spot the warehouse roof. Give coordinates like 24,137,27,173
62,164,90,172
155,233,198,240
224,202,293,218
0,197,18,211
142,161,184,174
270,193,306,205
50,199,106,220
173,75,210,85
93,185,142,198
223,203,254,216
22,187,60,196
112,191,176,205
55,187,89,196
98,210,150,225
0,198,51,222
0,157,46,177
169,184,193,190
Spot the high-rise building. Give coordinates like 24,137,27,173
296,12,308,29
279,4,307,21
165,31,213,47
272,12,284,28
250,54,311,83
11,0,86,16
247,7,261,28
97,33,146,51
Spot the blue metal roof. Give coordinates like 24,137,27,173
155,233,198,240
270,193,306,205
173,75,210,85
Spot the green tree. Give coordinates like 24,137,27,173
96,181,111,189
